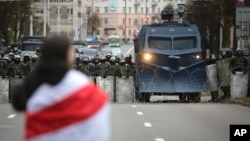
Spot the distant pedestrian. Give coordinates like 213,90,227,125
11,36,110,141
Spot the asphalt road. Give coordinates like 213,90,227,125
1,103,250,141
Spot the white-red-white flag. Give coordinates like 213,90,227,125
25,70,110,141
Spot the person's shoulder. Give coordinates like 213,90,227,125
64,69,91,83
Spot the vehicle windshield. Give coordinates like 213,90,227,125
173,37,196,50
148,36,196,50
148,37,172,50
109,37,119,43
21,44,42,51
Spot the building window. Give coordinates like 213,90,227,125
129,18,131,25
129,7,131,13
134,19,138,26
104,30,109,36
95,7,100,13
158,8,161,14
123,30,126,36
141,7,143,14
87,7,91,15
104,18,108,24
129,30,131,36
104,7,108,13
96,30,100,35
146,7,148,14
123,7,126,13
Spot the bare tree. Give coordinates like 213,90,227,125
87,13,101,35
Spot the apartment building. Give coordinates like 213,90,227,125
31,0,188,41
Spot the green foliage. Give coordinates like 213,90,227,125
234,97,250,103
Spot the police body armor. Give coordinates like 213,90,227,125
79,63,95,76
0,59,8,78
9,63,24,78
96,62,111,78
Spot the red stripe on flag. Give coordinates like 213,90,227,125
25,83,108,139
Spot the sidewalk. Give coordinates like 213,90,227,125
221,98,250,107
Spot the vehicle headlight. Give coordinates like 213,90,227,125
193,54,201,59
143,53,153,61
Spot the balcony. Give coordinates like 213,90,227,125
134,1,141,7
151,2,158,7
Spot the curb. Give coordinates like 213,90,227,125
221,99,250,107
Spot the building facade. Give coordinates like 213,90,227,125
31,0,188,41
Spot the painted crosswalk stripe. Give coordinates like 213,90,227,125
137,112,143,115
131,105,137,107
7,114,16,119
144,122,152,127
155,138,165,141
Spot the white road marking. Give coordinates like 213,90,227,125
155,138,165,141
125,46,134,55
137,112,143,115
144,122,152,127
132,105,137,107
7,114,16,119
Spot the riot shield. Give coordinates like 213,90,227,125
231,72,248,98
206,64,219,92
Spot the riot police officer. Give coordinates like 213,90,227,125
217,49,233,99
206,54,220,102
96,55,111,78
22,54,31,75
8,55,24,78
0,53,8,78
229,48,249,74
105,52,112,63
118,57,126,78
110,56,119,76
124,54,135,78
78,56,95,76
29,54,39,73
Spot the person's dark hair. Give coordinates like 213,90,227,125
40,36,71,63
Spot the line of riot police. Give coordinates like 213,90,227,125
73,51,135,78
206,48,250,102
0,51,39,78
1,50,135,79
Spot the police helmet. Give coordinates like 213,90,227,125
125,54,132,62
31,54,38,62
100,55,106,63
14,55,21,63
9,52,14,57
116,54,124,62
119,57,125,64
81,56,90,62
23,54,30,62
106,52,112,61
235,48,243,57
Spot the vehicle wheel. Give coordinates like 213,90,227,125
179,93,187,103
137,93,150,102
187,93,201,103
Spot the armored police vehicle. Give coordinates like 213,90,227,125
20,36,45,57
133,10,209,102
